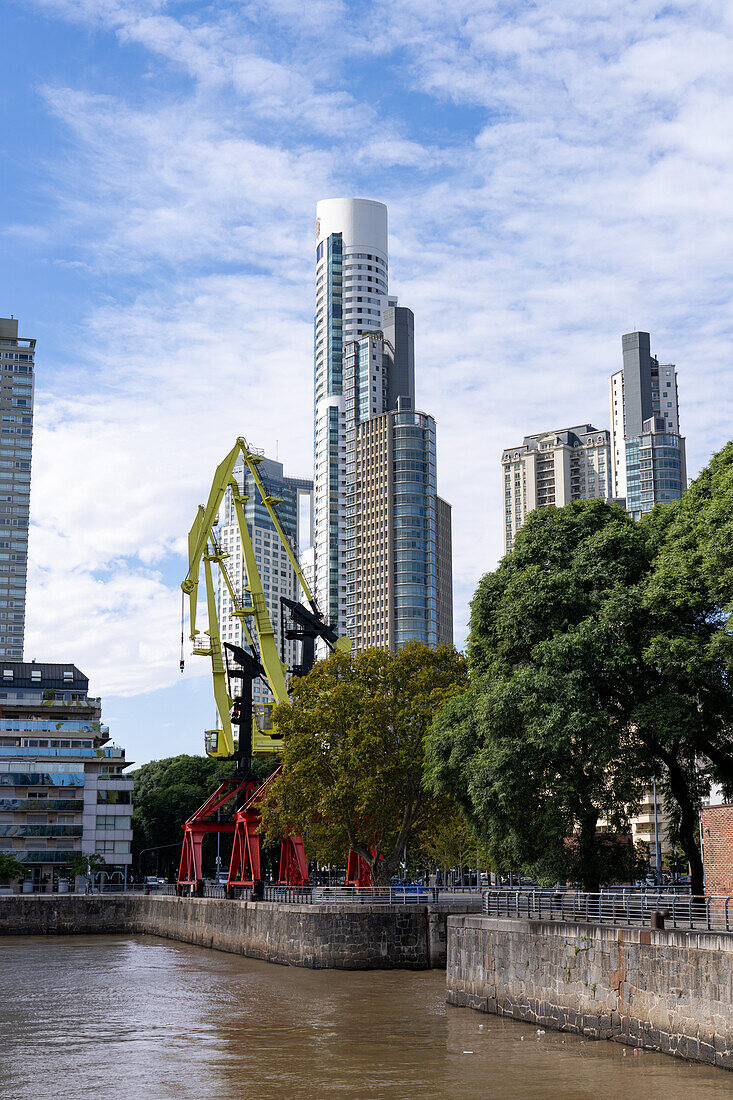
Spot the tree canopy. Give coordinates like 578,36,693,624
259,640,467,885
426,501,651,890
0,853,25,884
426,446,733,894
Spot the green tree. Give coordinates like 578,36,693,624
411,803,485,885
426,501,653,891
427,468,733,895
640,445,733,797
0,853,25,884
259,641,467,885
67,853,106,881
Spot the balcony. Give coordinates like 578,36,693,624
0,798,84,812
19,851,78,863
0,720,108,734
0,745,124,758
0,825,83,837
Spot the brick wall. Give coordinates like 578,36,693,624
702,803,733,896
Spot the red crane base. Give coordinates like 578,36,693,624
228,766,309,888
177,767,310,893
345,849,372,886
178,776,251,892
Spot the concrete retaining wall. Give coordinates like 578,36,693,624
0,895,478,969
447,914,733,1070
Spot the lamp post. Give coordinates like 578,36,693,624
137,843,182,882
652,776,662,884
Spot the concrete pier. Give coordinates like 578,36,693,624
0,894,478,969
446,913,733,1070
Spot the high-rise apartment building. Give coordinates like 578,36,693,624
609,331,686,519
502,425,612,552
0,319,34,659
216,456,313,707
0,662,132,890
314,199,390,636
347,405,452,650
314,199,452,651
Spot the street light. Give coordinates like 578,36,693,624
137,843,182,880
652,776,663,884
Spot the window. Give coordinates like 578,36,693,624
96,814,131,831
30,670,41,682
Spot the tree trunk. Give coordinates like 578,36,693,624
694,733,733,794
665,756,705,896
577,809,600,892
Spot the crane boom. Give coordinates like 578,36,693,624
181,438,350,762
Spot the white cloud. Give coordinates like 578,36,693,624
10,0,733,697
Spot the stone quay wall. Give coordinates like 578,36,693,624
0,894,478,969
447,914,733,1070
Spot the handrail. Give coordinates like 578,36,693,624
481,889,732,931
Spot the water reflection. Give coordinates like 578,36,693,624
0,935,728,1099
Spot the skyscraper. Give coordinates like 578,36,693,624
216,456,313,707
609,331,686,519
314,199,389,636
0,319,33,659
501,425,612,553
314,199,452,650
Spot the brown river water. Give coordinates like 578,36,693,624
0,935,729,1099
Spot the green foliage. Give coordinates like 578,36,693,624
427,444,733,895
648,440,733,617
640,444,733,798
259,641,468,885
66,852,106,880
410,802,486,882
0,853,26,884
427,500,650,891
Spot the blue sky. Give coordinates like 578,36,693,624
1,0,731,767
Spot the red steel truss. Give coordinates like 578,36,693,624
177,776,252,892
178,767,309,893
227,765,309,889
345,849,373,887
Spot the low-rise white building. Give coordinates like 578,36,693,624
0,661,132,890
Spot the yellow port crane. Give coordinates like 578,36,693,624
177,438,350,893
181,436,349,763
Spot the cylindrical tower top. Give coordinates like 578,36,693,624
315,198,388,254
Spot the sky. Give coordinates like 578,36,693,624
0,0,731,767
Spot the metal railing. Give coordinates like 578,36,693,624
482,889,733,932
260,885,484,905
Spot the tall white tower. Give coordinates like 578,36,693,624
313,199,389,634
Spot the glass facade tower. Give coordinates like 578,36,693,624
314,199,452,651
314,200,389,638
609,331,686,517
0,319,34,659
